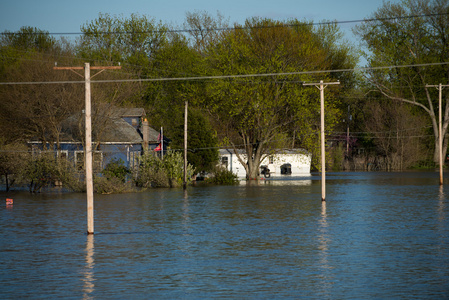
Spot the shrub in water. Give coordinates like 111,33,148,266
208,167,239,185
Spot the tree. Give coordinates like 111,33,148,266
170,108,219,174
204,18,356,178
0,143,29,191
0,29,83,144
0,26,57,53
184,10,230,54
354,0,449,164
78,13,168,75
363,100,428,169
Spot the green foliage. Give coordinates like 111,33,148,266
208,167,239,185
101,158,129,182
1,26,56,53
170,108,219,173
78,13,168,70
0,143,29,191
24,153,84,193
330,144,345,171
24,154,56,192
135,151,195,188
204,18,357,174
353,0,449,163
94,158,134,194
94,176,134,194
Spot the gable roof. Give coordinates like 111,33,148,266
59,107,159,144
109,107,146,118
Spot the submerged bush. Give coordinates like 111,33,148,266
102,158,129,182
208,167,239,185
135,151,195,188
94,176,135,194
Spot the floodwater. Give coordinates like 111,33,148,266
1,171,448,299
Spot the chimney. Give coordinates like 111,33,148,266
142,118,149,151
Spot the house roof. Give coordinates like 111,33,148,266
109,107,146,118
59,107,159,144
97,117,143,143
219,148,311,155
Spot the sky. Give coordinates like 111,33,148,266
0,0,396,45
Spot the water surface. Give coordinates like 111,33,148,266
1,172,448,299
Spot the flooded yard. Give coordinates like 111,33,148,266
1,171,448,299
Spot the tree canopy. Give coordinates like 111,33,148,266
203,18,357,177
354,0,449,163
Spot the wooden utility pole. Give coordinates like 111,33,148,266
303,80,340,201
183,100,188,189
425,83,447,186
54,63,121,234
161,127,164,160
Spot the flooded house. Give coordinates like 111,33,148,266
219,148,312,178
28,107,167,171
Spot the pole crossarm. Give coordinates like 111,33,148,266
53,66,122,70
303,81,340,88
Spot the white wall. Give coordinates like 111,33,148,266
219,149,311,178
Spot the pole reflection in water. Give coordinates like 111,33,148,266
439,186,446,221
318,200,331,297
82,234,95,299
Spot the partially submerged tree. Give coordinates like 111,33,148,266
354,0,449,164
204,18,356,178
0,143,29,191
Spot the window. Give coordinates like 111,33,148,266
57,150,68,160
75,151,84,170
221,156,229,168
75,151,103,171
128,151,140,168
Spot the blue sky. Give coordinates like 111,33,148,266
0,0,396,46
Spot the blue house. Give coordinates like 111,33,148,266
29,107,167,171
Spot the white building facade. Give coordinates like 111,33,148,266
219,149,312,178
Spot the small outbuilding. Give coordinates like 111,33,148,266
219,148,312,178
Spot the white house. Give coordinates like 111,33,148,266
219,148,312,178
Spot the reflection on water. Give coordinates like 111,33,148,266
239,177,312,186
82,234,95,299
318,200,331,298
1,172,448,299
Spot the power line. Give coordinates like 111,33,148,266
1,61,449,86
1,12,448,36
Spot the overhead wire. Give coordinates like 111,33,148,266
1,12,448,36
1,61,449,86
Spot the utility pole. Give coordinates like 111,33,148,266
347,105,351,157
425,83,447,186
54,63,121,234
303,80,340,201
161,127,164,160
183,100,188,189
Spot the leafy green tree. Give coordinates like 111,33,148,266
78,13,168,73
0,26,56,54
170,108,219,173
354,0,449,164
143,30,208,122
204,18,356,178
